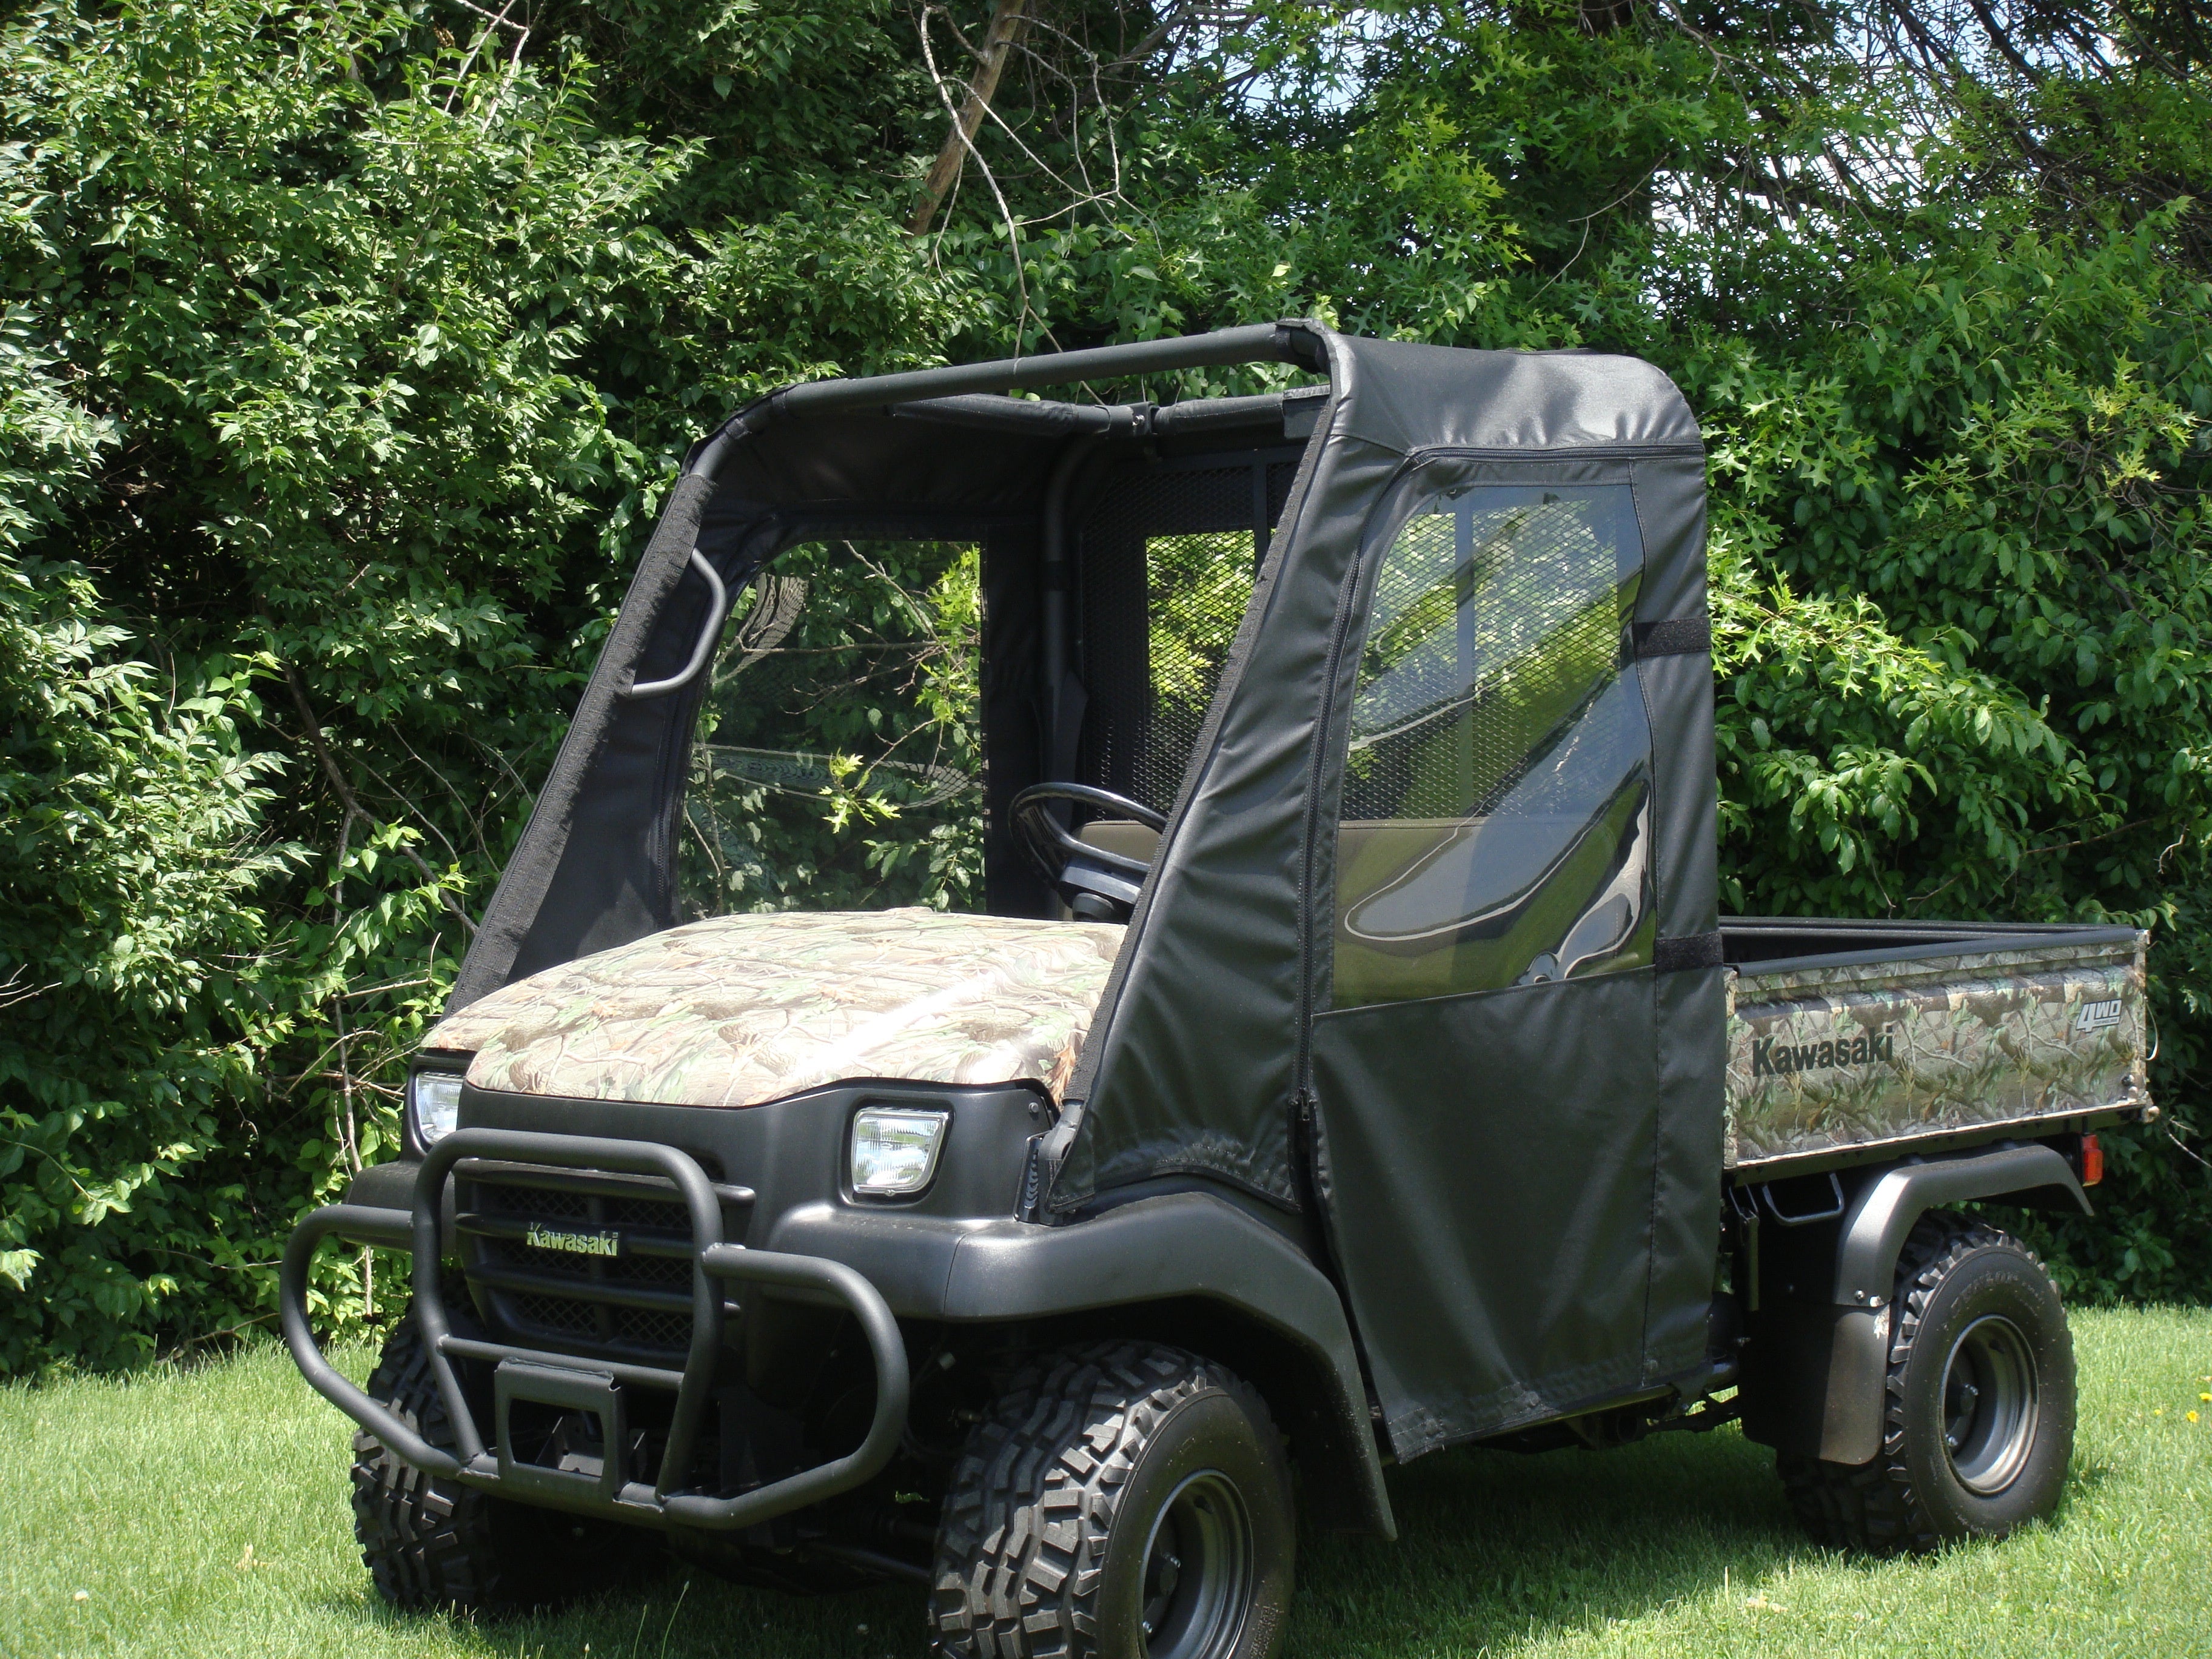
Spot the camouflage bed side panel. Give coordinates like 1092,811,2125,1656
428,910,1127,1108
1725,933,2151,1168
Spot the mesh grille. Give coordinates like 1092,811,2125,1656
497,1290,695,1358
478,1182,589,1221
461,1177,730,1361
469,1181,694,1232
511,1292,598,1338
622,1252,692,1290
605,1193,689,1230
1075,455,1298,815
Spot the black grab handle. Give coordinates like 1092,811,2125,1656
619,548,729,702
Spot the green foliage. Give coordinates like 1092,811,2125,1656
3,0,2210,1369
1691,212,2212,1297
682,540,985,914
0,557,290,1363
0,0,989,1368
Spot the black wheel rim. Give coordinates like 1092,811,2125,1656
1139,1469,1253,1659
1941,1313,2041,1494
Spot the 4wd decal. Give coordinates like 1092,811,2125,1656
1751,1031,1894,1077
525,1225,621,1258
2076,998,2124,1034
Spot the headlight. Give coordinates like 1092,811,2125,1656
408,1069,464,1148
849,1107,949,1197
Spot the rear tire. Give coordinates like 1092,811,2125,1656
350,1306,644,1612
931,1341,1295,1659
1780,1214,2075,1555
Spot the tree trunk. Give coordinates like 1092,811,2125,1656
909,0,1030,235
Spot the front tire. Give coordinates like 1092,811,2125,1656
931,1341,1295,1659
350,1306,643,1612
1780,1214,2075,1554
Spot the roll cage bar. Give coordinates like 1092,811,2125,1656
691,319,1326,478
626,320,1330,770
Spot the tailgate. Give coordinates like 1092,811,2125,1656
1726,930,2150,1170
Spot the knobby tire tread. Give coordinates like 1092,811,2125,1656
1778,1213,2055,1555
930,1339,1278,1659
350,1309,624,1612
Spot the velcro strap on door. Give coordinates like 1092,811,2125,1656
1632,618,1711,658
1654,931,1724,973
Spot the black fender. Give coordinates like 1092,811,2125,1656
768,1192,1396,1539
344,1158,418,1210
345,1156,456,1244
1744,1143,2090,1466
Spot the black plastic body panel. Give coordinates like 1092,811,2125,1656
439,1080,1395,1538
347,1158,419,1212
1830,1143,2090,1307
1738,1141,2093,1464
772,1191,1394,1537
461,1078,1049,1235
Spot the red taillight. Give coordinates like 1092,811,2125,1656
2081,1134,2104,1187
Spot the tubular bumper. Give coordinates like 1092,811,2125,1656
278,1128,911,1531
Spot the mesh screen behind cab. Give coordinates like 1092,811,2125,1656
1076,456,1299,815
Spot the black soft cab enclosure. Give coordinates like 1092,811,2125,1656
284,323,2129,1657
452,320,1720,1458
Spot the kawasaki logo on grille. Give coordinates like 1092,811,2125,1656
525,1224,621,1258
1751,1031,1894,1078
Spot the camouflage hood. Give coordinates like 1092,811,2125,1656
427,909,1127,1108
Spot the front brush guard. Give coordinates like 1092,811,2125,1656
279,1128,911,1530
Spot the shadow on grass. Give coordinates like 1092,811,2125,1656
335,1550,937,1658
1289,1426,1825,1654
320,1429,1835,1658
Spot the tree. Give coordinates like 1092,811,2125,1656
2,0,2206,1369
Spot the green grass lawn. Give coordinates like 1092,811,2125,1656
4,1307,2209,1658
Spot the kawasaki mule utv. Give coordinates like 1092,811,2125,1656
284,321,2150,1658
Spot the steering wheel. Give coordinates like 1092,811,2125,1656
1010,783,1167,922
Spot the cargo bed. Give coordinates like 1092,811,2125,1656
1723,917,2150,1176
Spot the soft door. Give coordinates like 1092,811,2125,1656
1309,466,1673,1456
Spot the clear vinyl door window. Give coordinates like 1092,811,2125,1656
1333,484,1653,1008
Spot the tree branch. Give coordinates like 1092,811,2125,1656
279,663,477,937
909,0,1031,236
